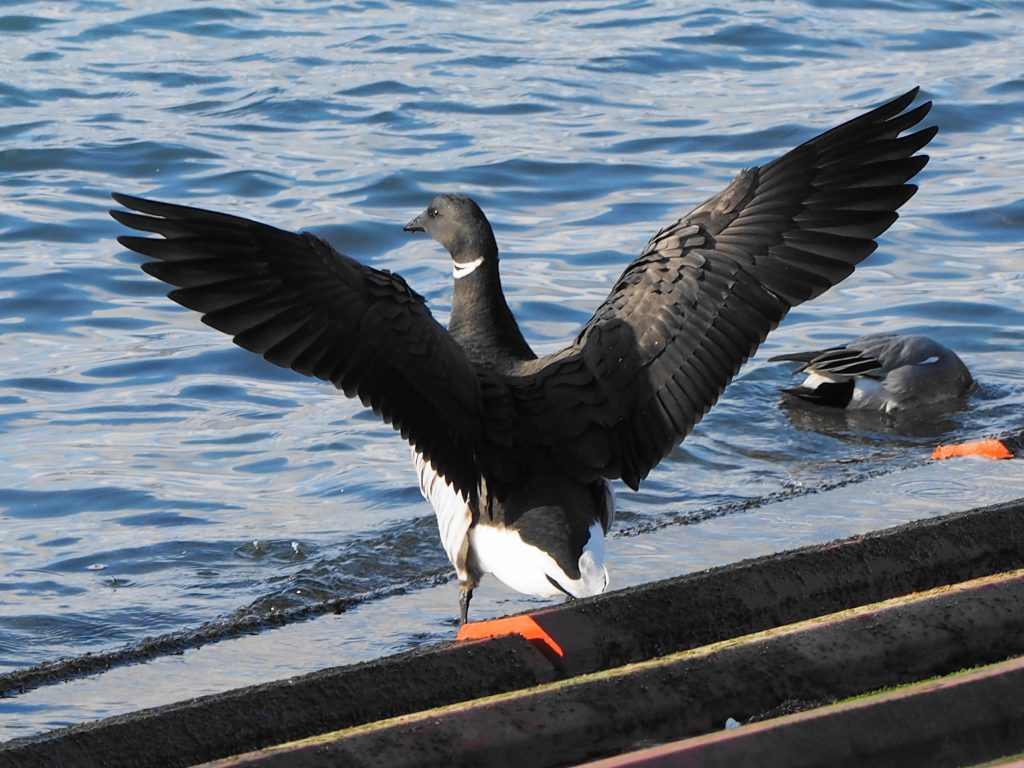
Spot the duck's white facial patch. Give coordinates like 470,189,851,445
452,256,484,279
470,521,609,599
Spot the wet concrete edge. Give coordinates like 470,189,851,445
0,636,554,768
535,496,1024,676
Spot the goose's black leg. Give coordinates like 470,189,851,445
458,585,473,625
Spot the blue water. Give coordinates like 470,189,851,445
2,0,1024,742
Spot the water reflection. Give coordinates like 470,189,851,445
776,395,972,441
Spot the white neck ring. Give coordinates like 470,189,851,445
453,256,485,279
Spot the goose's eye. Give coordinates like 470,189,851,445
429,208,439,218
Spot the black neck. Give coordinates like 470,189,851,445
448,257,535,370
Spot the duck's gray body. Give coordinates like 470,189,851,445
771,333,973,413
111,88,936,622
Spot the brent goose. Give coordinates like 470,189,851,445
111,88,936,623
770,333,973,413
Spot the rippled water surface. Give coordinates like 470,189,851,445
2,0,1023,741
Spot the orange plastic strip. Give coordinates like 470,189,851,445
932,438,1013,461
456,615,564,660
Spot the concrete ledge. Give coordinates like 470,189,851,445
208,570,1024,767
531,496,1024,677
581,656,1024,768
2,498,1022,768
0,636,553,768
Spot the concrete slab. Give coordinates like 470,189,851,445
581,656,1024,768
200,569,1024,767
2,498,1022,768
475,495,1024,678
0,635,553,768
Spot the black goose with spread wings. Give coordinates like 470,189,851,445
112,88,936,622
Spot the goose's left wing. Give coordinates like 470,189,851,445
504,88,936,489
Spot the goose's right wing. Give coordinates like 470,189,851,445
111,194,484,499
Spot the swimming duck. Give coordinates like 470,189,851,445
770,333,973,413
111,88,936,622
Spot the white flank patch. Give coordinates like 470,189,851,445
452,256,484,279
919,355,940,365
412,449,473,582
849,377,888,410
470,521,609,599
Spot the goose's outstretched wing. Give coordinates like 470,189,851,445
111,194,483,498
510,88,937,489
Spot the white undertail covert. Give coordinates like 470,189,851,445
413,448,611,598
